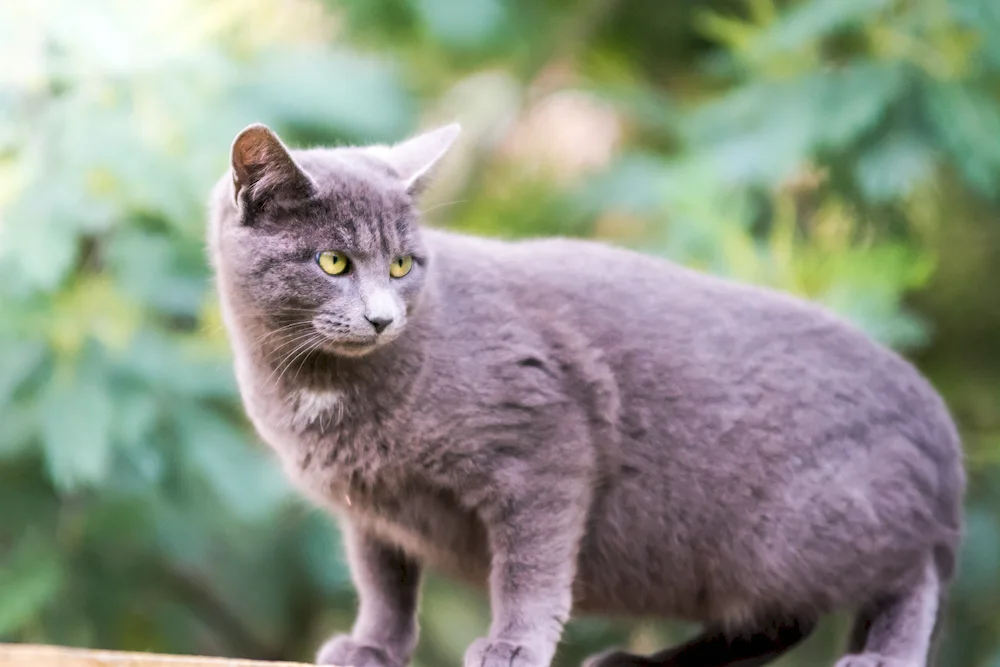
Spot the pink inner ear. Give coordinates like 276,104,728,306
234,128,280,174
231,126,312,206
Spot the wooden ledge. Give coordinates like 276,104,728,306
0,645,313,667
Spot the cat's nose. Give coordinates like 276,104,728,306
365,315,393,334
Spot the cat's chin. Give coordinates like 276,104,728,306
324,339,382,358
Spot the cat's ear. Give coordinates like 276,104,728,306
370,123,461,195
230,123,316,212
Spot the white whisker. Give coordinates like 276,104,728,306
253,321,315,347
273,334,323,390
264,329,322,359
420,199,466,216
264,332,322,387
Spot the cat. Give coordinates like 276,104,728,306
207,121,965,667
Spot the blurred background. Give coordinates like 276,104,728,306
1,0,999,665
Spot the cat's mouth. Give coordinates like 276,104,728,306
311,318,401,357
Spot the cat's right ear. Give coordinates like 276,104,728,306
230,124,316,215
369,123,461,195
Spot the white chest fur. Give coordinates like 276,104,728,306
290,388,344,431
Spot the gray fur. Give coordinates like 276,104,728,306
207,123,965,667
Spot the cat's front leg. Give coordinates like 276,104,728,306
317,519,421,667
465,475,591,667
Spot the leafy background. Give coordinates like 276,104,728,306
1,0,999,665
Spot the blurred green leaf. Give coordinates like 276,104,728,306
855,130,937,202
747,0,890,61
955,508,1000,608
39,348,114,491
120,331,235,399
0,340,47,407
106,229,207,318
413,0,507,48
176,403,290,523
297,511,351,595
0,401,38,461
111,387,160,450
925,80,1000,194
0,536,64,635
238,48,416,142
0,197,81,292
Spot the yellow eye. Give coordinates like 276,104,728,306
316,251,349,276
390,255,413,278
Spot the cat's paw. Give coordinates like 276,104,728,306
316,635,402,667
464,638,546,667
834,655,915,667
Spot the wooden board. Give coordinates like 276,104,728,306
0,645,314,667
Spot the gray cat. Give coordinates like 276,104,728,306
207,122,965,667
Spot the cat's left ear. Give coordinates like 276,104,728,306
230,123,316,212
370,123,461,195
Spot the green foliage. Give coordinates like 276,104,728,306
2,0,1000,665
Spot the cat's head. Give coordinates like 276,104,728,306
209,122,460,358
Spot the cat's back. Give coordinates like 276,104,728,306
425,226,897,376
423,227,960,481
426,226,836,331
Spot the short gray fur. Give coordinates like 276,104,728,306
207,123,965,667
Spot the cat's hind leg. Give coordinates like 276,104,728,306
582,617,814,667
835,557,942,667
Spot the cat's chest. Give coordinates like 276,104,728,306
264,388,488,580
265,386,404,483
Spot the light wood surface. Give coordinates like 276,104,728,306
0,645,316,667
